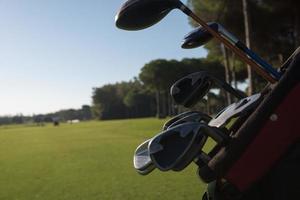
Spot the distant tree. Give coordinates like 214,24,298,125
0,116,12,125
80,105,92,120
139,59,171,118
92,84,127,119
124,89,156,118
92,80,155,120
11,115,24,124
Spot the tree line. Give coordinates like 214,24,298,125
0,105,92,126
91,58,245,120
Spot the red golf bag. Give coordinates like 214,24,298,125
201,47,300,200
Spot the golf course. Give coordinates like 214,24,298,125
0,118,207,200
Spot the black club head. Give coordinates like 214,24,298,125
181,22,218,49
115,0,181,31
170,71,213,108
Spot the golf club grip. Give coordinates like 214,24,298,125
179,4,277,84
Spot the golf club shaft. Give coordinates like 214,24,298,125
216,25,281,79
235,42,281,79
178,4,277,83
213,78,247,99
203,126,229,144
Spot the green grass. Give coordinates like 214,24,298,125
0,119,208,200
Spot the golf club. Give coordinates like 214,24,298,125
115,0,278,83
163,111,212,131
162,111,199,130
134,112,211,175
170,71,247,108
148,122,229,172
208,93,262,128
133,139,156,175
167,112,212,130
181,22,281,80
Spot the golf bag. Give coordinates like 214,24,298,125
201,47,300,200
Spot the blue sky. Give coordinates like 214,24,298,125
0,0,206,115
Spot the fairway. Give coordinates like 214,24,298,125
0,119,207,200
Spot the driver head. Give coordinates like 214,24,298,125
115,0,181,30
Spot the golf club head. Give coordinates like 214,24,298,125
170,71,213,108
149,122,207,171
181,22,218,49
209,93,262,128
162,111,204,130
115,0,181,30
167,112,212,130
133,139,155,175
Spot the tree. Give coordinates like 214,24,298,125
92,84,127,119
124,89,156,118
11,115,24,124
139,59,179,117
80,105,92,120
92,80,156,120
187,0,300,92
242,0,254,95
